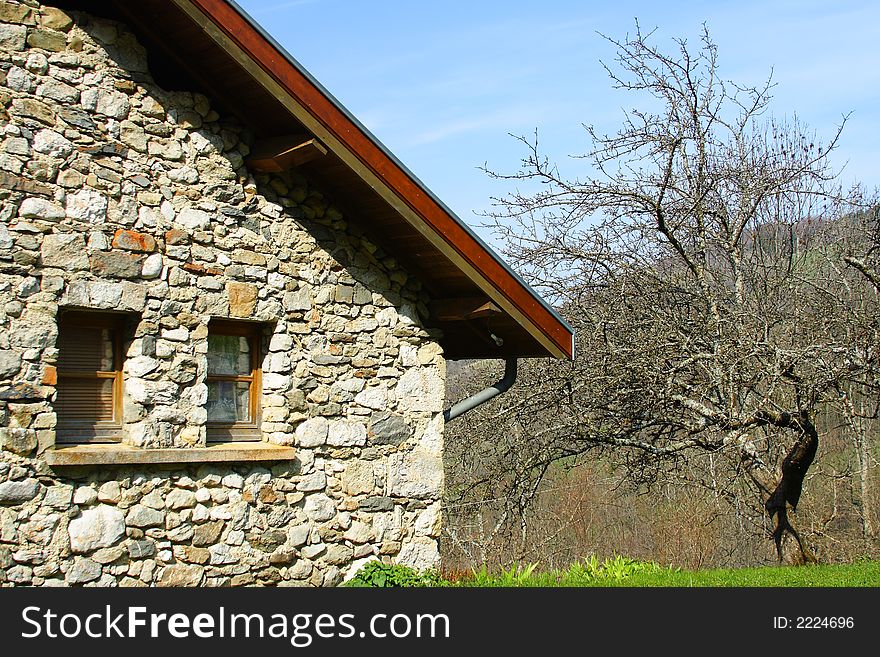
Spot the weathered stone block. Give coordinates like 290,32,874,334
179,546,210,564
120,121,147,152
141,252,163,278
342,461,375,495
0,23,27,51
295,471,326,493
177,207,210,230
288,524,310,547
112,229,156,252
27,29,67,52
343,521,372,544
327,419,366,447
325,544,353,566
192,520,223,547
334,285,353,303
157,563,204,587
294,417,327,447
126,505,165,528
301,544,326,559
396,539,440,571
283,287,311,311
0,427,37,455
167,524,194,543
88,281,123,308
73,486,97,506
68,505,126,553
40,232,89,270
126,539,156,559
358,496,394,512
10,97,55,124
66,557,102,584
127,379,179,407
94,89,131,119
42,485,73,509
19,197,65,221
94,481,120,504
262,372,290,391
0,1,35,24
40,7,74,31
33,129,73,157
165,488,196,510
303,494,336,522
208,543,236,565
232,249,265,266
389,448,443,499
90,251,144,279
36,78,78,103
227,281,257,317
368,412,410,445
395,367,444,412
91,545,128,565
249,529,286,553
0,350,22,378
0,478,40,505
354,386,387,411
66,188,107,223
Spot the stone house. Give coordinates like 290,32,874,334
0,0,573,586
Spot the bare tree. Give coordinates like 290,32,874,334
468,24,875,563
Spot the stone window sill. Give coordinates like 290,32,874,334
43,442,297,467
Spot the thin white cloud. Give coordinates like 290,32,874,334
405,104,553,147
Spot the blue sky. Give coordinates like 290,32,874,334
236,0,880,243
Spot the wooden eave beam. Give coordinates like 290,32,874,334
246,134,328,172
430,296,502,322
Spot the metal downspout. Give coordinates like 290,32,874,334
443,358,518,423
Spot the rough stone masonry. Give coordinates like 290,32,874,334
0,0,446,586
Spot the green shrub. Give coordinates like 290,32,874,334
455,556,677,586
467,562,539,587
577,554,669,580
345,561,445,587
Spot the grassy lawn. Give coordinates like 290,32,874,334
609,561,880,587
346,556,880,587
451,558,880,587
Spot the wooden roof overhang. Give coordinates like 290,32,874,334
56,0,575,360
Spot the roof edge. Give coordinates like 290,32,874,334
178,0,574,359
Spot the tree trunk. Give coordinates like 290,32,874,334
761,410,819,563
856,429,876,539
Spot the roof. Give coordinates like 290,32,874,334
56,0,575,360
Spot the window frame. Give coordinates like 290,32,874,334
55,311,126,444
205,319,263,443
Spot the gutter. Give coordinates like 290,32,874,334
443,358,518,423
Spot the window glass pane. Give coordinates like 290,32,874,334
207,334,251,376
58,327,115,371
207,380,252,423
56,377,116,423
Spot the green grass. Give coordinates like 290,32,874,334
346,557,880,587
604,561,880,587
451,557,880,587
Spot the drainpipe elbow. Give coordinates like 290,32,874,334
443,358,517,423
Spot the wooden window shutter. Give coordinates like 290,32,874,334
55,312,126,444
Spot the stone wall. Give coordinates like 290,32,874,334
0,0,446,586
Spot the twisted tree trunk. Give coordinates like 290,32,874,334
760,411,819,563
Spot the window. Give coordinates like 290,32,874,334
206,320,262,442
55,311,126,443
